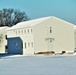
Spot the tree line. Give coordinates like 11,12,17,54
0,8,30,27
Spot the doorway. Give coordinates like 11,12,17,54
7,37,23,54
48,40,53,51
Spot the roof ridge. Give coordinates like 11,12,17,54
8,16,53,30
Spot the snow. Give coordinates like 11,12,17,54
0,55,76,75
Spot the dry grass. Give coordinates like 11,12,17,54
35,51,55,55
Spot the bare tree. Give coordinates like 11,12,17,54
0,8,30,27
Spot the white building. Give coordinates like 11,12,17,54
7,16,75,55
0,26,9,53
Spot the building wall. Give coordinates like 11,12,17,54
33,19,54,53
0,30,7,53
51,18,75,53
7,27,34,55
33,18,75,53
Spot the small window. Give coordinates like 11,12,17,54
5,45,8,52
5,45,8,49
25,43,26,49
16,31,17,35
18,31,20,34
24,30,26,34
21,30,23,34
31,29,32,33
5,35,7,39
28,42,30,47
50,40,52,42
28,29,29,34
31,42,33,47
50,27,52,33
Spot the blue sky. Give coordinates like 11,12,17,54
0,0,76,24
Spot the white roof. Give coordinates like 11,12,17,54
0,26,9,33
7,16,53,30
0,26,9,30
8,16,75,30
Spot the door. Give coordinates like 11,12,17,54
7,37,23,54
48,40,53,51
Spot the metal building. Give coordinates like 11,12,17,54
7,16,75,55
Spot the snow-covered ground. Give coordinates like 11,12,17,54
0,55,76,75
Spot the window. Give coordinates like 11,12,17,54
16,31,17,35
28,29,29,34
18,30,20,34
5,35,7,39
5,45,8,49
28,42,30,47
50,27,52,33
24,30,26,34
50,40,52,42
31,29,32,33
31,42,33,47
25,43,26,49
5,45,8,52
21,30,23,34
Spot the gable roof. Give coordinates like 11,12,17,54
8,16,75,30
7,16,53,30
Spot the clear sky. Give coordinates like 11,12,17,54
0,0,76,24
